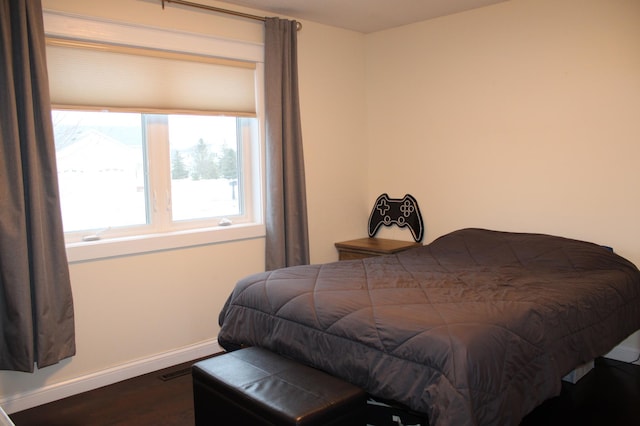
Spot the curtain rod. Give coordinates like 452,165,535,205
160,0,302,30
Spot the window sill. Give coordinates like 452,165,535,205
65,223,265,263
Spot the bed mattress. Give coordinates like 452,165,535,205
218,228,640,425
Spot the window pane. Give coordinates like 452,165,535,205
168,115,241,222
53,110,147,232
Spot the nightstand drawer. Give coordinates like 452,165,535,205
335,238,421,260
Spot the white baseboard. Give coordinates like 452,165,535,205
604,344,640,365
0,406,15,426
0,339,222,415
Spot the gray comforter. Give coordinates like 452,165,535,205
218,228,640,425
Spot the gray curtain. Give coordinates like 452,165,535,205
264,18,310,270
0,0,75,372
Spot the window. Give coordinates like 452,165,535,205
54,110,147,233
53,110,257,240
44,12,265,261
167,115,249,223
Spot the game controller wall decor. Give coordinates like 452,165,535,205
368,193,424,242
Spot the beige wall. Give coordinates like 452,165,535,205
297,21,368,261
0,0,367,408
366,0,640,261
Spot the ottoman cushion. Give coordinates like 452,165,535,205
192,347,366,425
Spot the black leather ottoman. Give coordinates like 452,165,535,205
192,347,366,425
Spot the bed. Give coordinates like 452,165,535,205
217,228,640,425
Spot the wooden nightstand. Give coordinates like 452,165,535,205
334,237,422,261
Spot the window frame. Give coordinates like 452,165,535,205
44,10,266,263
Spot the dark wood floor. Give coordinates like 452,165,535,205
9,356,640,425
520,357,640,426
9,359,202,426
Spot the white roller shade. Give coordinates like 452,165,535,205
46,39,257,116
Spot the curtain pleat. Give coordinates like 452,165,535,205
0,0,75,372
264,18,310,270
